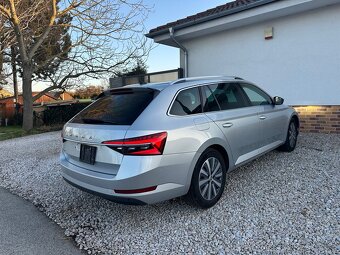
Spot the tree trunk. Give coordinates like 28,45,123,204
22,66,34,131
11,46,19,107
0,37,4,73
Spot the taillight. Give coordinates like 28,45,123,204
102,132,167,155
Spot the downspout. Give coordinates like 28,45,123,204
169,27,188,78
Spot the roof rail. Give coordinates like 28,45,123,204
171,76,243,85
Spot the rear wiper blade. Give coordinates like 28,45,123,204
81,118,118,125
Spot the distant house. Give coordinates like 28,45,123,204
0,91,74,120
31,91,74,105
0,88,13,99
146,0,340,133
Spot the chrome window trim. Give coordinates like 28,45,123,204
167,83,209,117
167,81,242,117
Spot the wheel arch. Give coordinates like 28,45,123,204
208,144,230,170
184,138,233,193
291,114,300,131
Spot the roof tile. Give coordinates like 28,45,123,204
148,0,267,34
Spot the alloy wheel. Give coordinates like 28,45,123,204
198,157,223,200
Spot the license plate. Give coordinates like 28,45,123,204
79,144,97,165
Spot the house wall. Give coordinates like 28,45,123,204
61,93,73,101
16,93,73,105
293,105,340,133
180,4,340,133
33,95,56,104
0,98,16,120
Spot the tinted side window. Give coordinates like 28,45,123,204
202,85,220,112
241,84,272,106
170,87,202,116
71,89,155,125
208,83,247,110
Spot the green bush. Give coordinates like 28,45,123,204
43,102,91,125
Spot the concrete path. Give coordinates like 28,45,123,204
0,187,83,255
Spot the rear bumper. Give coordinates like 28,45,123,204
63,177,147,205
60,151,195,204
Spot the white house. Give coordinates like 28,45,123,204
146,0,340,133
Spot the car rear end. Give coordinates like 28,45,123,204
60,86,189,204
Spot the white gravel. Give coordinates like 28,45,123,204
0,132,339,254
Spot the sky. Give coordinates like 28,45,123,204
26,0,231,92
144,0,231,73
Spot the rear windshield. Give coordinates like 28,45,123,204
71,89,155,125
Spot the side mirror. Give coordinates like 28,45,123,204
273,96,284,105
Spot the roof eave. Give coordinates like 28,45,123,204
146,0,278,39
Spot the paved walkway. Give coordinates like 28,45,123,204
0,187,83,255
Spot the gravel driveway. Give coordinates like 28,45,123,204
0,132,339,254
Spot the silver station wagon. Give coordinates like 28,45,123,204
60,76,299,208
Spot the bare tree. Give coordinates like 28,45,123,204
0,9,15,83
0,0,151,131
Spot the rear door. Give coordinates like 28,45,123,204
62,88,156,176
202,83,262,166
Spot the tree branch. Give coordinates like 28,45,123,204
57,1,83,17
32,85,60,101
0,4,11,18
28,0,57,59
8,0,29,62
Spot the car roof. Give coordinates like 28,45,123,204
138,82,171,91
125,76,246,91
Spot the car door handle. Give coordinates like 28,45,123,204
259,116,266,120
222,123,233,128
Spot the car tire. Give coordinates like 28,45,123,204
278,119,298,152
185,148,227,209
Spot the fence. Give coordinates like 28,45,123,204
110,68,183,88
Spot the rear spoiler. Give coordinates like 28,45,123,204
96,87,155,100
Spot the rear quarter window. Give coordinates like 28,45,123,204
71,89,155,125
169,87,202,116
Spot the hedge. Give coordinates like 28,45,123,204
42,102,91,125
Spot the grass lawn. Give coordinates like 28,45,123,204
0,125,62,141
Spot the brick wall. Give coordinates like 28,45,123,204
293,105,340,134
